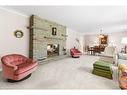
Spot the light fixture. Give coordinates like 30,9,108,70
99,28,104,38
121,37,127,53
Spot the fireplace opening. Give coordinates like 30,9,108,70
47,44,59,58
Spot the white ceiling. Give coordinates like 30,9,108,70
5,6,127,33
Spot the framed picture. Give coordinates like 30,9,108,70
52,27,57,35
14,30,24,38
100,35,108,44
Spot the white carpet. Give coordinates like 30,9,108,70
0,55,120,89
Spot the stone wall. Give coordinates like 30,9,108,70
29,15,66,60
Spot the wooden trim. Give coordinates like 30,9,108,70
44,36,65,40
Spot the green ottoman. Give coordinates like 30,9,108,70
92,60,113,79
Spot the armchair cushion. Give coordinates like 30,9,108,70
15,61,37,75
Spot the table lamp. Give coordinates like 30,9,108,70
121,37,127,53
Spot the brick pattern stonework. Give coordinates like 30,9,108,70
29,15,66,60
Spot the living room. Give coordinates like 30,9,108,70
0,5,127,90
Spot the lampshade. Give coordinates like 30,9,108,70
121,37,127,44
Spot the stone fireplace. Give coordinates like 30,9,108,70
29,15,67,61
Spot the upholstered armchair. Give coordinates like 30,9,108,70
70,48,82,58
118,64,127,89
99,46,118,64
1,54,38,82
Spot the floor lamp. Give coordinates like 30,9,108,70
121,37,127,53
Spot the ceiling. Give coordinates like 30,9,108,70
5,6,127,33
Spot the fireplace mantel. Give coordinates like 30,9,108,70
27,26,48,31
44,36,66,40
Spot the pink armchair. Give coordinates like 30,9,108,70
70,48,82,58
1,54,38,82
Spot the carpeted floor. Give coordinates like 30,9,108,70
0,55,120,89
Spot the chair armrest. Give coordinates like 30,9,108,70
2,63,18,71
70,50,74,54
113,53,118,65
2,63,17,78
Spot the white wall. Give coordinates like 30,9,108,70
0,7,29,58
0,7,85,60
66,28,84,52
